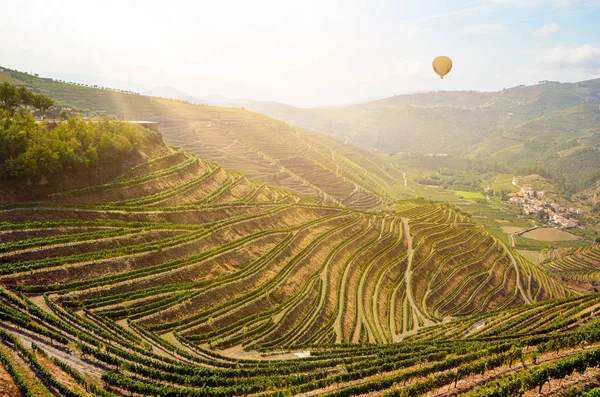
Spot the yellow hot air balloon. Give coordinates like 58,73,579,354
432,56,452,79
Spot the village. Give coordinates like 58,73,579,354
508,177,582,228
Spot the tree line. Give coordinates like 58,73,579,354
0,81,54,116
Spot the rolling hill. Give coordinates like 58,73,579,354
249,80,600,155
250,79,600,194
5,74,600,396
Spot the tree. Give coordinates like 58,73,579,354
16,86,33,111
0,83,54,117
59,109,70,121
1,111,146,179
0,82,19,113
0,109,34,177
32,94,54,118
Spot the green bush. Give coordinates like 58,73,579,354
1,82,147,178
0,112,146,179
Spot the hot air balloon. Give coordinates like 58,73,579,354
432,56,452,79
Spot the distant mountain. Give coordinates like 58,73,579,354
143,86,203,103
249,79,600,193
144,85,261,108
250,80,600,154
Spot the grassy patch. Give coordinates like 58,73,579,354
456,199,531,246
514,235,590,250
454,190,485,199
489,174,519,193
521,228,580,242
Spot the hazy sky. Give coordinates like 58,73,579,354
1,0,599,107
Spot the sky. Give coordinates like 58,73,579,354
0,0,599,107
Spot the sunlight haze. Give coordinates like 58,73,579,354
1,0,599,106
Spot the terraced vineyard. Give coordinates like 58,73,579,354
538,245,600,292
3,120,600,396
2,273,600,397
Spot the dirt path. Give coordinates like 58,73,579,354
219,344,304,361
509,225,539,248
402,218,434,330
503,243,532,304
402,172,407,187
220,140,238,151
512,176,521,190
0,322,108,380
462,320,487,339
509,232,516,248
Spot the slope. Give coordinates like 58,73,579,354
250,79,600,194
1,80,597,397
0,67,407,209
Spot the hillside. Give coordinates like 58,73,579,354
250,80,600,155
1,137,567,343
7,115,600,395
534,244,600,293
250,79,600,194
0,67,411,209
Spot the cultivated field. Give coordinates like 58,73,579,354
0,133,588,396
522,228,581,242
454,191,485,200
539,244,600,292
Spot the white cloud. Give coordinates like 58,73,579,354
481,0,544,6
462,24,505,34
554,0,579,6
533,23,560,37
536,44,600,71
481,0,578,5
